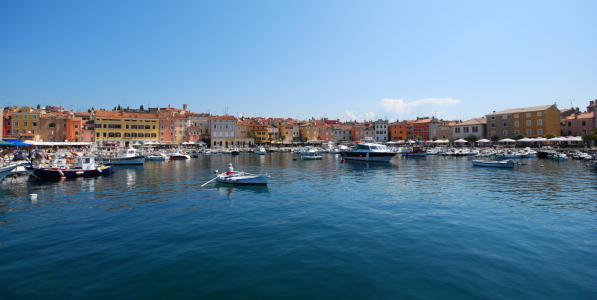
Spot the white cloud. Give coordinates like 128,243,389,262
378,97,461,116
363,112,376,120
345,110,357,120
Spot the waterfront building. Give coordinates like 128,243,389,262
2,109,12,139
187,113,211,143
211,115,238,148
10,106,44,140
374,119,389,142
413,117,434,140
94,110,160,147
76,112,95,143
452,118,487,140
298,122,319,143
485,104,560,139
562,110,594,136
388,122,408,141
277,120,300,144
234,119,254,148
435,120,457,140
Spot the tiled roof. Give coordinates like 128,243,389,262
487,104,554,115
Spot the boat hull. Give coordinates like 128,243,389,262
472,160,515,168
99,156,146,165
0,164,19,181
215,174,270,185
340,151,396,162
26,166,115,178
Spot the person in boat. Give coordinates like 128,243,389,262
226,163,234,175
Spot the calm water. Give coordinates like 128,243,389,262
1,153,596,299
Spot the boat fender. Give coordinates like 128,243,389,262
97,167,102,173
58,169,65,177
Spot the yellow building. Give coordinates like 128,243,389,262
299,122,319,142
11,106,44,141
485,104,560,138
93,110,160,147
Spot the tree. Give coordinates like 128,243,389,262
465,134,479,144
117,104,121,110
432,136,438,141
140,105,144,111
490,134,500,142
582,133,596,147
516,134,524,140
37,104,41,109
545,132,556,139
415,135,423,141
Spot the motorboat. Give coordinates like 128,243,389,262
230,148,241,155
401,147,427,157
472,160,516,168
168,151,191,160
97,148,146,165
495,150,521,159
548,153,567,161
215,171,270,185
0,162,21,181
145,152,170,161
300,147,322,160
520,147,538,158
254,147,267,155
26,156,114,179
339,143,397,162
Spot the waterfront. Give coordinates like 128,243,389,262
1,153,596,299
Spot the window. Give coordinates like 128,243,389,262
567,122,572,127
526,113,531,117
526,129,532,135
514,121,519,127
32,122,37,127
503,122,508,127
491,122,495,128
514,114,519,118
49,123,55,128
515,130,519,135
537,112,542,116
14,121,18,126
582,121,586,126
491,116,495,120
24,121,28,126
538,129,543,135
502,115,508,119
503,130,508,136
537,119,542,125
526,120,531,126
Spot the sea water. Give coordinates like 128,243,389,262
1,153,596,299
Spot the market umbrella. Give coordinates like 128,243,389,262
0,140,15,146
454,139,468,143
477,139,490,143
499,138,516,143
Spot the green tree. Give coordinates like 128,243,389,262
516,134,524,140
582,133,596,147
545,132,556,139
465,134,479,143
415,135,423,141
432,136,438,141
490,134,500,142
140,105,144,111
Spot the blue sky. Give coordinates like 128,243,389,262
1,0,595,122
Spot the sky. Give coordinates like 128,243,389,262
1,0,596,122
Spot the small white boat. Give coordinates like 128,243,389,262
145,152,170,161
472,160,516,168
254,147,267,155
97,148,146,165
169,151,191,160
230,148,241,155
0,162,21,181
215,171,270,185
300,147,322,160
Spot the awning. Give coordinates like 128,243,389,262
3,139,30,146
0,140,15,146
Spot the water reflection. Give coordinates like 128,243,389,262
214,184,270,198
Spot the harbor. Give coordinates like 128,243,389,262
1,152,596,299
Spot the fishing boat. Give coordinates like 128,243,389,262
214,171,270,185
401,146,427,157
340,143,397,162
472,159,516,168
97,148,146,165
0,162,21,181
26,156,114,179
